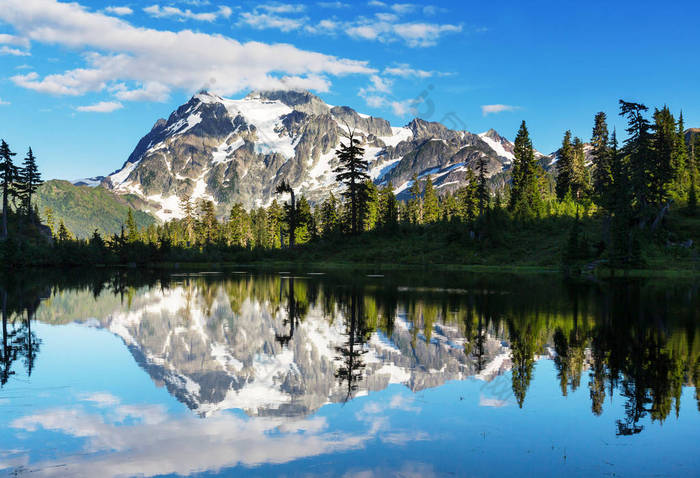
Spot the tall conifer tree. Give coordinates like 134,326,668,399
509,121,542,218
422,176,439,223
591,112,612,208
334,127,368,234
0,140,18,239
19,147,42,219
556,130,574,200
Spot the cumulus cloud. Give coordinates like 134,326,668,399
104,6,133,16
113,81,170,102
0,0,374,102
0,45,30,56
76,101,124,113
481,104,520,116
143,4,232,22
0,33,30,48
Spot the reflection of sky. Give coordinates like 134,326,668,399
1,323,699,477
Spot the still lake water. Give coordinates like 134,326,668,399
0,268,698,477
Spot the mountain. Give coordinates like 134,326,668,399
36,280,516,418
685,128,700,144
35,180,157,238
100,90,524,220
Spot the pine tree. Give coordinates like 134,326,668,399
408,174,422,224
320,192,340,237
651,106,676,205
556,130,574,200
19,147,42,219
267,200,284,248
227,203,250,247
57,220,73,242
591,112,612,209
378,184,398,229
334,127,368,234
0,140,18,239
275,181,298,247
671,111,690,200
295,196,313,244
179,193,195,246
198,199,217,245
476,155,489,217
422,176,439,223
571,136,590,200
509,121,543,218
359,180,379,231
619,100,653,214
457,169,478,221
125,209,138,243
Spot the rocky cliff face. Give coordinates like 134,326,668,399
102,90,524,220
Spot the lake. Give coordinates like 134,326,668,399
0,268,698,477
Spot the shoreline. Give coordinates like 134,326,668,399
6,260,699,279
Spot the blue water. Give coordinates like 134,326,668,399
0,270,698,477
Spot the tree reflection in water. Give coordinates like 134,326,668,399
1,268,698,435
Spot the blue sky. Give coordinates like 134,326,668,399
0,0,699,180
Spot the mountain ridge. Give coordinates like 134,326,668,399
82,89,548,221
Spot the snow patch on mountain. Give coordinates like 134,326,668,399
478,131,515,163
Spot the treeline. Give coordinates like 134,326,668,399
5,268,698,430
1,99,698,268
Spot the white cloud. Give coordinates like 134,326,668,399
144,4,232,22
367,74,392,94
76,101,124,112
390,3,416,14
392,22,461,47
0,98,10,105
1,0,374,101
383,63,435,78
259,3,306,14
235,4,461,47
345,17,462,47
0,45,30,56
104,6,133,16
317,1,348,7
0,33,30,48
7,399,380,478
481,104,520,116
239,11,306,32
112,81,170,102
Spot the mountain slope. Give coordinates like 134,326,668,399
35,180,157,238
101,89,526,220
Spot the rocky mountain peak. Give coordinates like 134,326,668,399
100,90,527,221
248,89,330,115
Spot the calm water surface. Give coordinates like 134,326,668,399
0,269,698,477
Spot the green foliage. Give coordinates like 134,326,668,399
334,128,369,234
34,180,155,238
509,121,544,219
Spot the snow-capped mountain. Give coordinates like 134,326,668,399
98,282,512,417
102,90,520,220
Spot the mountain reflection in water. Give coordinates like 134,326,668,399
0,269,698,477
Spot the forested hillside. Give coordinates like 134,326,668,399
35,180,156,238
